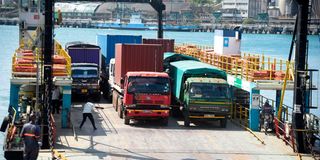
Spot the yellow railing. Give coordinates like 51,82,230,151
54,41,71,76
175,43,295,82
231,103,249,127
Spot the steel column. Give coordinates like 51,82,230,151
42,0,54,149
292,0,309,153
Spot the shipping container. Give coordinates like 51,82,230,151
143,38,175,53
97,34,142,66
115,44,163,87
65,42,101,67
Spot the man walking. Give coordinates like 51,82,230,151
20,114,40,160
52,86,60,114
80,98,97,130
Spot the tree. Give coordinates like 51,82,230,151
191,0,212,6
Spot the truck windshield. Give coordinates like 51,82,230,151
127,77,170,95
189,83,229,99
72,69,98,78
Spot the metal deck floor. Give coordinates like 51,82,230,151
38,100,314,160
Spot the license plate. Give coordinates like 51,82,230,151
143,110,152,113
204,114,215,118
81,89,87,93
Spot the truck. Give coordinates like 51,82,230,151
111,44,171,125
97,35,142,100
65,42,101,101
169,60,232,127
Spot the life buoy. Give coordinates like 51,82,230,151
52,55,67,64
14,65,37,72
15,59,33,64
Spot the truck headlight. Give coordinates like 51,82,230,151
127,104,136,107
221,108,229,112
160,105,169,108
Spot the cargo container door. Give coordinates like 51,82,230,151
69,49,86,64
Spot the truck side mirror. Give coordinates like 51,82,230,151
184,82,189,91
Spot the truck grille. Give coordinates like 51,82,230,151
136,100,164,105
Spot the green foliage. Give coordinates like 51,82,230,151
242,18,255,24
191,0,212,5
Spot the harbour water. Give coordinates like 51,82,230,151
0,25,319,159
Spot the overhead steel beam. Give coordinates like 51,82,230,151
56,0,165,38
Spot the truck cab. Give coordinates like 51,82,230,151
120,72,171,125
182,77,232,127
71,63,100,101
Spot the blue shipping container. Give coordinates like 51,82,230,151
96,34,142,66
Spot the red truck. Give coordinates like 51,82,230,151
111,44,171,125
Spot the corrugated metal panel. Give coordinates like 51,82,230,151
115,44,163,87
143,38,174,52
97,34,142,65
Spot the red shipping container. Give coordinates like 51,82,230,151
115,44,164,87
143,38,174,52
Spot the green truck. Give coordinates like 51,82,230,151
169,60,232,127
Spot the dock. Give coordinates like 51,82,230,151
37,100,314,160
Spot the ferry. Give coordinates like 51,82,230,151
1,0,319,159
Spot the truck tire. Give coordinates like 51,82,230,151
171,107,180,118
162,117,169,126
0,116,10,132
184,117,190,127
220,118,227,128
124,118,130,125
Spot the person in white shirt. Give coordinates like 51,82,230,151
79,98,97,130
52,86,61,114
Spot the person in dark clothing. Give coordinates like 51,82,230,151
20,114,40,160
79,98,97,130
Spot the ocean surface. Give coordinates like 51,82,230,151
0,25,319,159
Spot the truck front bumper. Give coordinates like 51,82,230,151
188,112,229,119
126,109,170,119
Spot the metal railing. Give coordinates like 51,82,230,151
175,44,295,82
54,41,71,76
231,103,249,127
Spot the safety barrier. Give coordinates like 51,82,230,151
175,43,295,82
231,103,249,127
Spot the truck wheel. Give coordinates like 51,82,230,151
184,117,190,127
124,118,130,125
162,117,169,126
220,118,227,128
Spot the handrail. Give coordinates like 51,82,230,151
175,44,295,82
54,41,71,76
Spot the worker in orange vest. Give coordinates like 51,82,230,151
20,114,41,160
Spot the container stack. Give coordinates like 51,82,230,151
143,38,174,53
